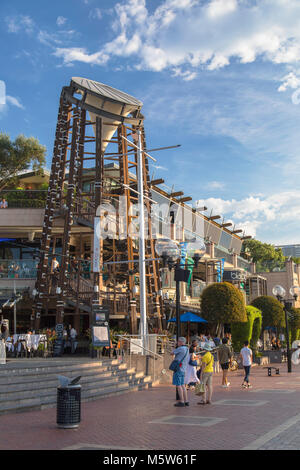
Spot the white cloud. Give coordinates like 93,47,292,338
53,47,109,66
6,96,25,109
0,95,25,114
49,0,300,85
5,15,34,34
206,0,237,19
56,16,67,26
88,8,102,20
195,190,300,240
205,181,226,190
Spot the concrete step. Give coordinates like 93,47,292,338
0,377,153,415
0,359,120,376
0,370,142,397
0,358,153,415
0,363,128,385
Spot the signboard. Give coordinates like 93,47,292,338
92,325,110,347
93,305,109,325
223,270,247,282
53,323,64,357
130,338,143,355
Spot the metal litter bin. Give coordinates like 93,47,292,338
56,375,81,429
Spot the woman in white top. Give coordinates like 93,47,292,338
184,344,200,389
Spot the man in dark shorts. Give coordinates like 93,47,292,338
217,337,233,388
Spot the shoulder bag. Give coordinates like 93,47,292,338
169,348,188,373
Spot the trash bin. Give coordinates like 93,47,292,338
56,375,81,429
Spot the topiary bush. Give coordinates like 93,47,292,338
289,308,300,344
201,282,247,324
251,295,285,329
231,305,262,353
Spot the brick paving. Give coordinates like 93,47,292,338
1,363,300,450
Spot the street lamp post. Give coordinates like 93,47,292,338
272,284,300,373
156,238,206,401
155,239,206,343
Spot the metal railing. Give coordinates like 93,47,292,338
115,334,164,382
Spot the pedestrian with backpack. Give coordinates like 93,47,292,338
170,337,189,407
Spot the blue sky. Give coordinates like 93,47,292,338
1,0,300,245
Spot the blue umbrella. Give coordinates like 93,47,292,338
168,312,208,342
168,312,208,323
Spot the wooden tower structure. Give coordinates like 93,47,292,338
33,77,162,333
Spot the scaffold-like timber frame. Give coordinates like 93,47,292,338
33,78,162,334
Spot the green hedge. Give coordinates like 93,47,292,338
6,199,46,208
251,295,285,329
201,282,247,323
231,305,262,353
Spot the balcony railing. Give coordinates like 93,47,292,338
0,260,38,279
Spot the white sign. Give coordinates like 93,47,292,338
93,326,109,343
130,338,143,355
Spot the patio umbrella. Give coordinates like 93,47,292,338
168,312,208,343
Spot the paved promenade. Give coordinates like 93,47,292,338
1,363,300,450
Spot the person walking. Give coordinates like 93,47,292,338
172,337,189,407
218,337,233,387
240,340,253,388
69,326,78,354
197,344,214,405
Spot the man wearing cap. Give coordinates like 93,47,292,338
172,337,190,407
198,343,214,405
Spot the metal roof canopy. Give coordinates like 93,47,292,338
68,77,144,153
71,77,143,108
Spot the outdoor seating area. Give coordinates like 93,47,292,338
6,334,50,358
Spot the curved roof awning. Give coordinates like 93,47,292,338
66,77,144,152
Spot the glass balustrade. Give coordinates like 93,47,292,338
0,260,38,279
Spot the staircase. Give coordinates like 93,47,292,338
0,358,153,415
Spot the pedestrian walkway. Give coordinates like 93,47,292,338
1,363,300,450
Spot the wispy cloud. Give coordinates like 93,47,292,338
5,15,35,34
6,95,25,109
56,16,67,26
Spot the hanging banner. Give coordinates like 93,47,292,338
179,242,188,267
217,258,225,282
93,217,100,273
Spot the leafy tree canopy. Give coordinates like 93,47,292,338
241,239,286,272
0,133,46,191
251,295,285,328
201,282,247,324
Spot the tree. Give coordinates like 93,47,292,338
201,282,247,327
241,239,285,272
251,295,285,329
231,306,262,353
0,133,46,191
289,308,300,344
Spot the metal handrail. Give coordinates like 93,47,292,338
115,334,163,359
